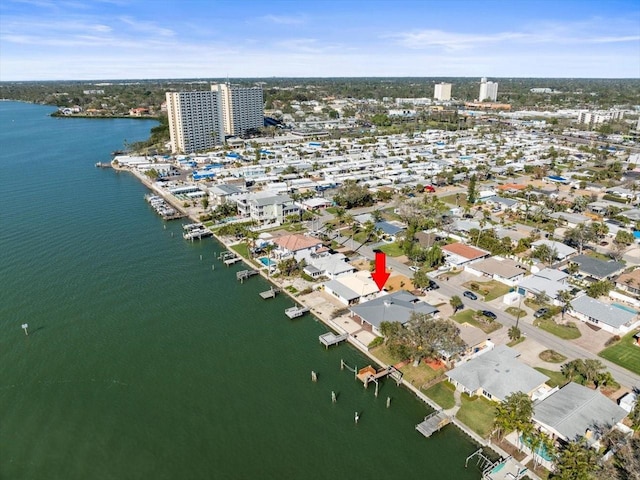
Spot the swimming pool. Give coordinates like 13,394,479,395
612,303,638,314
259,257,276,267
520,435,554,461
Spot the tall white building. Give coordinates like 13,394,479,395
578,110,624,126
434,82,452,101
213,83,264,137
166,83,264,154
166,90,225,154
479,77,498,102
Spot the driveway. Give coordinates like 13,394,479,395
567,316,615,354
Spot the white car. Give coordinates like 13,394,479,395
409,266,420,272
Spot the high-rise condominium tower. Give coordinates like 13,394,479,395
479,77,498,102
434,82,452,101
166,90,225,154
166,84,264,154
213,83,264,137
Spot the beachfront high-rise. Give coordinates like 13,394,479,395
433,82,452,101
166,83,264,154
213,83,264,137
479,77,498,102
166,90,225,154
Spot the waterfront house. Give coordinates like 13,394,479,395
303,252,356,280
533,382,627,445
209,184,245,206
446,345,550,403
348,290,438,336
235,191,300,226
272,234,323,262
568,294,640,335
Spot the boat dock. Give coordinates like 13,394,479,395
145,194,185,220
237,269,258,281
95,162,112,168
356,365,403,386
224,256,242,265
416,410,451,438
319,331,348,348
183,223,213,240
259,287,280,299
285,306,310,318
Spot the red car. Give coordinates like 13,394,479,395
424,185,435,193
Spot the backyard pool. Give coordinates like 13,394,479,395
259,257,276,267
612,303,638,314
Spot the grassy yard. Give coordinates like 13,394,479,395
505,307,526,319
441,193,468,207
456,394,496,438
424,381,456,409
452,310,503,334
599,330,640,375
539,350,567,363
377,242,405,257
534,367,569,388
369,346,442,387
231,243,250,259
463,280,511,301
534,318,581,340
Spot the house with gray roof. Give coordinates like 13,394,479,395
569,254,625,280
549,212,591,229
568,294,640,335
466,256,528,287
531,240,577,262
484,195,520,212
209,183,244,205
533,382,627,444
518,268,570,306
446,345,550,403
349,290,438,336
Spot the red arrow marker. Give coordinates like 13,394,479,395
371,251,390,291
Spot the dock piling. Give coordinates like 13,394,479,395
311,371,317,382
331,391,337,403
386,396,391,408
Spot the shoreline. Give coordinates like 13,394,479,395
116,161,518,470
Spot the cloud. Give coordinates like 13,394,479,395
118,16,174,37
389,29,529,50
261,14,306,25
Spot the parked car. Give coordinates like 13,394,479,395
463,290,478,300
534,307,549,318
480,310,497,320
424,280,439,291
409,265,420,272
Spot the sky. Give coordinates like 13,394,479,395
1,0,639,81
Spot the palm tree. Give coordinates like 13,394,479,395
508,326,521,342
557,289,573,321
450,295,463,313
554,439,600,480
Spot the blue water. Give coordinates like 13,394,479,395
0,101,481,480
259,256,276,266
612,303,638,314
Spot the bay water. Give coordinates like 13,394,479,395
0,101,482,479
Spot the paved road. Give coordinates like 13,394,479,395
328,231,640,389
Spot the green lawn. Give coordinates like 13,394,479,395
505,307,526,319
452,310,503,334
424,381,456,409
539,350,567,363
369,345,442,387
599,330,640,375
456,394,496,438
377,242,405,257
231,243,250,259
463,280,511,301
534,318,581,340
534,367,569,388
441,193,468,207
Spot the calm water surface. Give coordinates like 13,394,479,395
0,102,482,479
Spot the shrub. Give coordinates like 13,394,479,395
605,335,621,347
368,337,384,348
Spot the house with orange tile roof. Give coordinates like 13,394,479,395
441,242,490,267
272,233,323,262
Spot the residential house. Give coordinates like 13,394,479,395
531,239,577,263
375,221,405,241
441,243,490,267
446,345,550,402
272,234,323,262
323,270,379,306
549,212,591,229
303,252,356,280
299,197,331,211
484,195,520,212
209,184,244,206
349,290,439,336
465,256,528,286
533,382,627,445
518,268,570,305
236,191,300,225
615,268,640,296
456,324,495,366
568,294,640,335
569,255,625,281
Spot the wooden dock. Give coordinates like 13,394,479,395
356,365,403,386
416,410,451,438
259,287,280,299
319,331,348,348
285,306,310,318
236,269,258,281
224,256,242,266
